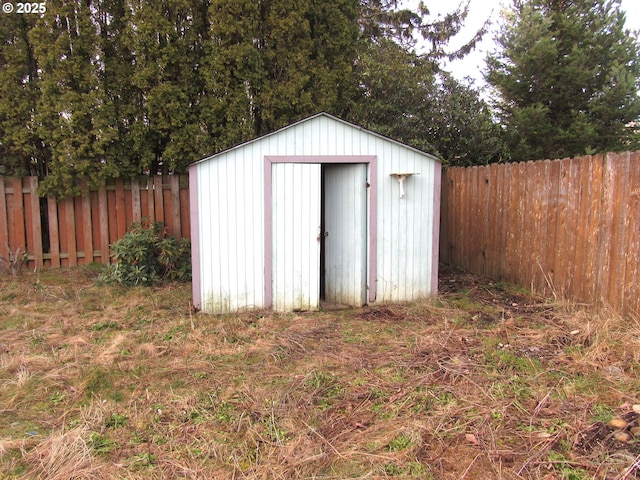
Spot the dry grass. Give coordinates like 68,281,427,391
1,265,639,479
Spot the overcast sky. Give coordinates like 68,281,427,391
407,0,640,85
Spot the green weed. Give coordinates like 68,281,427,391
90,432,117,454
105,413,128,429
386,432,413,451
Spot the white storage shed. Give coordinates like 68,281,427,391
189,113,441,314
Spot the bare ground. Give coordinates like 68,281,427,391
1,265,639,479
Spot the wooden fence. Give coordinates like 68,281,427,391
440,151,640,315
4,153,640,315
0,175,190,270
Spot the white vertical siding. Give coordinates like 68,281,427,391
375,148,438,302
192,113,440,314
196,149,265,313
323,163,368,306
272,163,321,311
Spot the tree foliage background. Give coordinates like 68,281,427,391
1,0,638,197
0,0,507,196
486,0,640,162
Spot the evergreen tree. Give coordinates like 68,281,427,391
201,0,262,151
350,1,506,164
425,73,510,165
93,0,142,179
30,0,107,196
358,0,423,47
28,0,213,196
348,39,438,152
486,0,640,161
0,0,505,196
0,14,47,177
204,0,359,150
349,40,508,164
127,0,212,175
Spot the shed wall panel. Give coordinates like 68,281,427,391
197,151,265,313
376,148,437,302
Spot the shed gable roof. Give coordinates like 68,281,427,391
191,112,441,166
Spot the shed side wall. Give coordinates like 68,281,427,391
189,167,201,309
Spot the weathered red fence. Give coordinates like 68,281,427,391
440,151,640,316
0,175,190,270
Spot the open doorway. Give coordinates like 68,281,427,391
320,163,368,308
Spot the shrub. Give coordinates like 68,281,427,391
98,221,191,286
0,246,28,276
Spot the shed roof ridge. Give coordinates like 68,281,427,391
189,112,441,166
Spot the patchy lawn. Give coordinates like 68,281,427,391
1,265,639,479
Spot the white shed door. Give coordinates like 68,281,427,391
323,164,368,307
272,163,321,311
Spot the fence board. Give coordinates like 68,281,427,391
10,177,26,254
565,158,581,299
98,185,110,263
115,179,127,239
180,183,190,239
145,177,155,222
573,157,591,304
488,165,501,278
459,166,470,270
544,158,572,298
504,164,521,282
170,175,181,238
450,168,461,267
64,197,77,266
496,164,509,281
503,163,517,283
536,160,550,294
521,162,535,285
27,177,43,268
625,151,640,314
463,168,479,274
131,178,142,223
439,171,450,267
81,193,93,264
0,179,9,262
584,154,605,306
73,197,84,262
512,163,527,283
47,196,60,267
154,176,164,223
607,153,630,310
596,155,616,307
475,169,489,275
441,151,640,316
543,160,561,296
445,169,457,265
